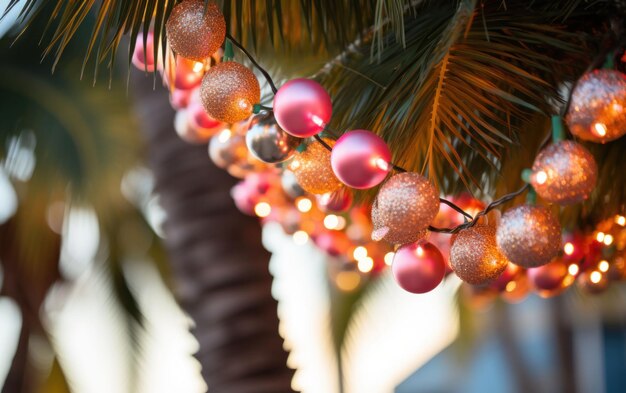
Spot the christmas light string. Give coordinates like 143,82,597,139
223,32,614,234
156,1,626,295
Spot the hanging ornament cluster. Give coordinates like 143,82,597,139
139,11,626,298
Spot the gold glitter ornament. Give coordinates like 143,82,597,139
565,69,626,143
450,225,509,285
531,140,597,205
166,1,226,62
496,205,561,268
200,62,261,123
371,172,439,245
289,139,342,195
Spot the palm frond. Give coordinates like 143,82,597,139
317,0,595,198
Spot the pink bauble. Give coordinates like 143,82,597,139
132,31,156,72
273,79,332,137
491,263,522,292
231,173,272,216
163,56,204,90
186,101,227,142
392,242,446,294
170,88,193,109
316,188,353,212
527,258,569,291
331,130,391,189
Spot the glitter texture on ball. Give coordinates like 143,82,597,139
289,139,342,195
450,225,509,285
565,69,626,143
166,1,226,61
531,140,597,205
200,62,261,123
496,205,561,268
371,172,439,245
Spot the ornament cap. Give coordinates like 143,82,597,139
223,39,234,61
521,168,533,183
551,115,565,142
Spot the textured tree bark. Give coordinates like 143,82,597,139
131,73,295,393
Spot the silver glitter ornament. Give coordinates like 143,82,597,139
200,62,261,123
450,225,509,285
166,1,226,61
245,112,300,163
496,205,561,268
565,69,626,143
531,140,597,205
371,172,439,245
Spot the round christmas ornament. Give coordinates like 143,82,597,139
170,88,193,109
280,170,305,199
163,56,205,90
491,263,522,292
132,31,156,72
527,257,574,297
450,225,509,285
183,101,227,143
330,130,391,189
392,242,446,294
289,139,342,195
273,78,332,137
200,61,261,123
566,69,626,143
316,188,353,213
371,172,439,245
531,141,597,205
501,273,529,304
245,112,300,163
209,129,265,177
166,0,226,61
496,205,561,268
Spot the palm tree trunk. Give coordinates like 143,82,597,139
131,73,295,393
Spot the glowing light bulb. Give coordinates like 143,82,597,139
353,246,368,261
296,197,312,213
192,61,204,73
568,264,579,276
293,230,309,245
384,252,395,266
505,281,517,292
254,202,271,217
593,122,607,137
357,257,374,273
598,260,609,273
589,270,602,284
603,234,614,246
323,214,339,230
218,129,232,143
615,215,626,226
563,242,575,256
596,232,605,243
534,171,548,185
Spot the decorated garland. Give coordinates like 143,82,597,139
132,0,626,300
